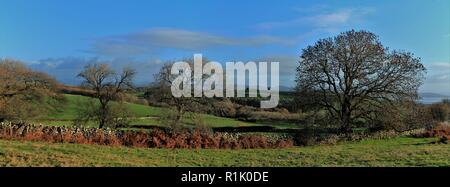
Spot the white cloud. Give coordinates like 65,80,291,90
422,61,450,95
257,8,373,30
309,10,352,28
436,75,449,80
254,55,299,86
427,62,450,69
292,4,329,14
88,28,297,57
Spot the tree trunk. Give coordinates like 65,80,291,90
340,98,352,133
99,103,109,128
176,105,184,125
99,119,105,128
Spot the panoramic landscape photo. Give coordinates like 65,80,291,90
0,0,449,167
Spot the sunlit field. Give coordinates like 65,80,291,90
0,137,448,167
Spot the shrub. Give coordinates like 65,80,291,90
412,122,450,143
235,106,255,121
294,130,318,146
427,103,449,122
189,113,213,135
248,111,306,122
212,99,236,118
375,102,434,132
317,134,340,145
122,130,150,147
158,109,183,131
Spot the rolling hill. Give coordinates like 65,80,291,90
33,94,259,128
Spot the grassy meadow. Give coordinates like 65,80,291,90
0,137,447,167
33,94,260,128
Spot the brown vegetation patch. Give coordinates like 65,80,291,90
0,122,294,149
412,123,449,144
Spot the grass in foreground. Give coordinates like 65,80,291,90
0,137,448,167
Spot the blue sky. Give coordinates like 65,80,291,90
1,0,449,94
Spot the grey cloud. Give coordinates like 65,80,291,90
427,62,450,70
421,62,450,95
88,28,296,57
422,75,450,95
425,62,450,81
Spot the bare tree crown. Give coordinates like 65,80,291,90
296,30,426,131
77,63,136,128
78,64,135,100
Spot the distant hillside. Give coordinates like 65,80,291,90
56,84,95,97
279,86,294,92
420,92,450,98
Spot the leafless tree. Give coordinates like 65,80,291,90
295,30,426,132
152,62,193,125
151,58,212,126
77,63,136,128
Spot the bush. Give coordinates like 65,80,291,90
375,102,434,132
158,109,183,131
189,113,213,134
211,99,236,118
248,111,306,122
235,106,254,121
427,103,449,122
136,99,149,106
412,122,449,142
294,129,318,146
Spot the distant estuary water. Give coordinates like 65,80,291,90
419,96,449,104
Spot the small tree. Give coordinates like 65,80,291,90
296,30,426,132
77,63,136,128
150,58,211,126
152,62,194,125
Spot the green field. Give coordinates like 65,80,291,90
34,94,259,128
19,94,448,167
0,137,448,167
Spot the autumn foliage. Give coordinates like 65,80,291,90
413,123,450,143
0,122,294,149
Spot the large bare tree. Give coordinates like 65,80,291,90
150,57,212,126
296,30,426,132
0,59,58,121
77,63,136,128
